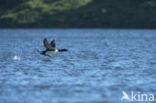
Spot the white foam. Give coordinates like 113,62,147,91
13,55,21,61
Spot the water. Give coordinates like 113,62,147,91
0,29,156,103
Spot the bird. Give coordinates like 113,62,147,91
41,38,68,56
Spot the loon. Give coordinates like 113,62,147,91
41,38,68,56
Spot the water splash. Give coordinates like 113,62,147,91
13,45,22,61
13,55,21,61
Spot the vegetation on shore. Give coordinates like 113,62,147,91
0,0,156,28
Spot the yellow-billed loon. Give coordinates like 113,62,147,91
41,38,68,56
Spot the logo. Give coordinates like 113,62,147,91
121,91,155,102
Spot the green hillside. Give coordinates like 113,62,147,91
0,0,156,28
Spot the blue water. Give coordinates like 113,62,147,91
0,29,156,103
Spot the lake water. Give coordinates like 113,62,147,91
0,29,156,103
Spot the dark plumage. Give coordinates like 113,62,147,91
58,49,68,52
41,38,68,56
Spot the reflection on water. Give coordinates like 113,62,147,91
0,29,156,103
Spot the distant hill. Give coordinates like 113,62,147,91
0,0,156,28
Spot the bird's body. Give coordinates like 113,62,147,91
41,49,58,56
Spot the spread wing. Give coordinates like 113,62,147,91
43,38,52,50
50,40,56,48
